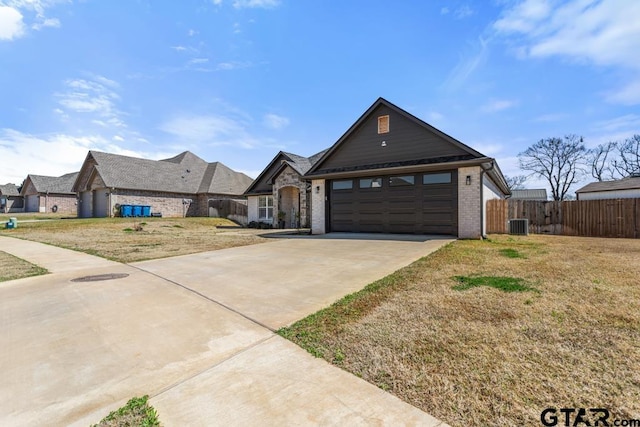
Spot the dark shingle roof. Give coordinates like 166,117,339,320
83,151,250,196
27,172,79,194
0,183,20,196
197,162,254,195
576,176,640,193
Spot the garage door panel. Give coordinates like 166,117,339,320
330,171,457,235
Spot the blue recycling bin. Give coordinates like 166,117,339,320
120,204,133,217
132,205,143,217
141,205,151,217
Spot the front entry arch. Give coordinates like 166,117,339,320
277,186,300,228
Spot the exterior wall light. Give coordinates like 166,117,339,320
466,175,471,185
315,186,320,194
381,141,387,147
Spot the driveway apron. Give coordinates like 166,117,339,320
0,234,451,426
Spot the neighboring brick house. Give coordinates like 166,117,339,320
20,172,78,214
0,183,24,214
72,150,253,220
246,97,510,238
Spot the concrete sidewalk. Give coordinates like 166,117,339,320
0,235,119,273
0,234,451,426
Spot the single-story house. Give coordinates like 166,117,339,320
246,97,510,238
575,175,640,200
72,150,253,219
509,189,548,201
20,172,79,214
0,183,24,214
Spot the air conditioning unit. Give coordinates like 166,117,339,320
508,219,529,236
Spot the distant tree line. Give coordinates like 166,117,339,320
504,134,639,201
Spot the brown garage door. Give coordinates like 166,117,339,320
329,171,458,235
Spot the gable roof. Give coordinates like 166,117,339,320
509,189,548,200
0,183,20,196
73,150,251,196
306,97,486,176
575,176,640,194
22,172,79,195
244,149,328,195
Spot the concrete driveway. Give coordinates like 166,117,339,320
0,233,452,426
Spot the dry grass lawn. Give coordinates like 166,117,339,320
0,217,267,263
0,251,47,282
279,235,640,426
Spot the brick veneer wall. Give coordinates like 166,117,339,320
457,166,482,239
311,179,325,234
40,194,77,214
111,190,197,217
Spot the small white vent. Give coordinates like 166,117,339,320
508,219,529,235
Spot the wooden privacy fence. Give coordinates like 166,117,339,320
486,198,640,238
208,198,248,224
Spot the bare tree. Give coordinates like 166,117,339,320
588,142,618,181
518,135,588,201
612,134,640,177
504,174,528,190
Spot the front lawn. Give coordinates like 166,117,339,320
0,251,48,282
0,217,266,263
279,235,640,426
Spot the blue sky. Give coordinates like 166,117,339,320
1,0,639,193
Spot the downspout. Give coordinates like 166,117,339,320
479,161,495,239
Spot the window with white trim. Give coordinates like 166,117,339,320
258,195,274,220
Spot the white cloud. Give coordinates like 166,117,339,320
55,75,125,127
494,0,551,33
211,0,223,5
32,16,59,30
263,113,289,130
0,128,172,184
160,114,260,148
159,112,276,149
444,36,489,89
1,0,65,40
455,5,474,19
592,114,640,132
481,99,518,113
232,0,280,9
605,79,640,105
215,61,252,71
440,7,450,15
494,0,640,105
0,6,25,40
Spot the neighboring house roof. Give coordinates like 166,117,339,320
509,189,548,200
0,183,20,196
575,176,640,194
21,172,79,195
73,151,252,196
